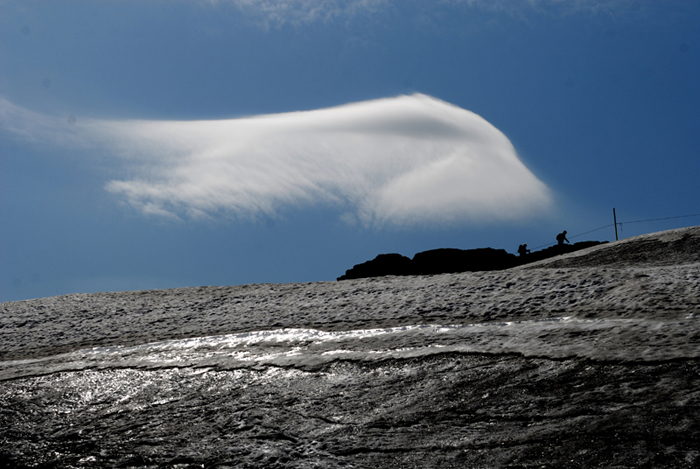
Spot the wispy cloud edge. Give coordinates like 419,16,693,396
206,0,659,27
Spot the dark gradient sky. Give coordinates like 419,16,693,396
1,0,699,302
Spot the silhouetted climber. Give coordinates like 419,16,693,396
556,230,570,246
517,244,530,257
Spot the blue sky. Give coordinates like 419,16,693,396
1,0,699,302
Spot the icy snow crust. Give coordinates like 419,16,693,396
2,312,699,382
2,231,700,371
1,226,700,468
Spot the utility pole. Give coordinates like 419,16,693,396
613,208,619,241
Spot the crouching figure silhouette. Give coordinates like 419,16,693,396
556,230,570,246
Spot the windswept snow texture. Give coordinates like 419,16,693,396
2,226,700,468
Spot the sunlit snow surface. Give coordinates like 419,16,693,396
2,227,700,468
2,316,699,382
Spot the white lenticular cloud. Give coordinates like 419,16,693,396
91,94,552,226
0,94,553,227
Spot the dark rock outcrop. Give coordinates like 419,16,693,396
412,247,516,275
338,241,607,280
337,253,413,280
517,241,606,265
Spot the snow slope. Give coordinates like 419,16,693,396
1,226,699,468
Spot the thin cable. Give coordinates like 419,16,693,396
568,224,615,239
531,241,557,250
619,213,700,225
